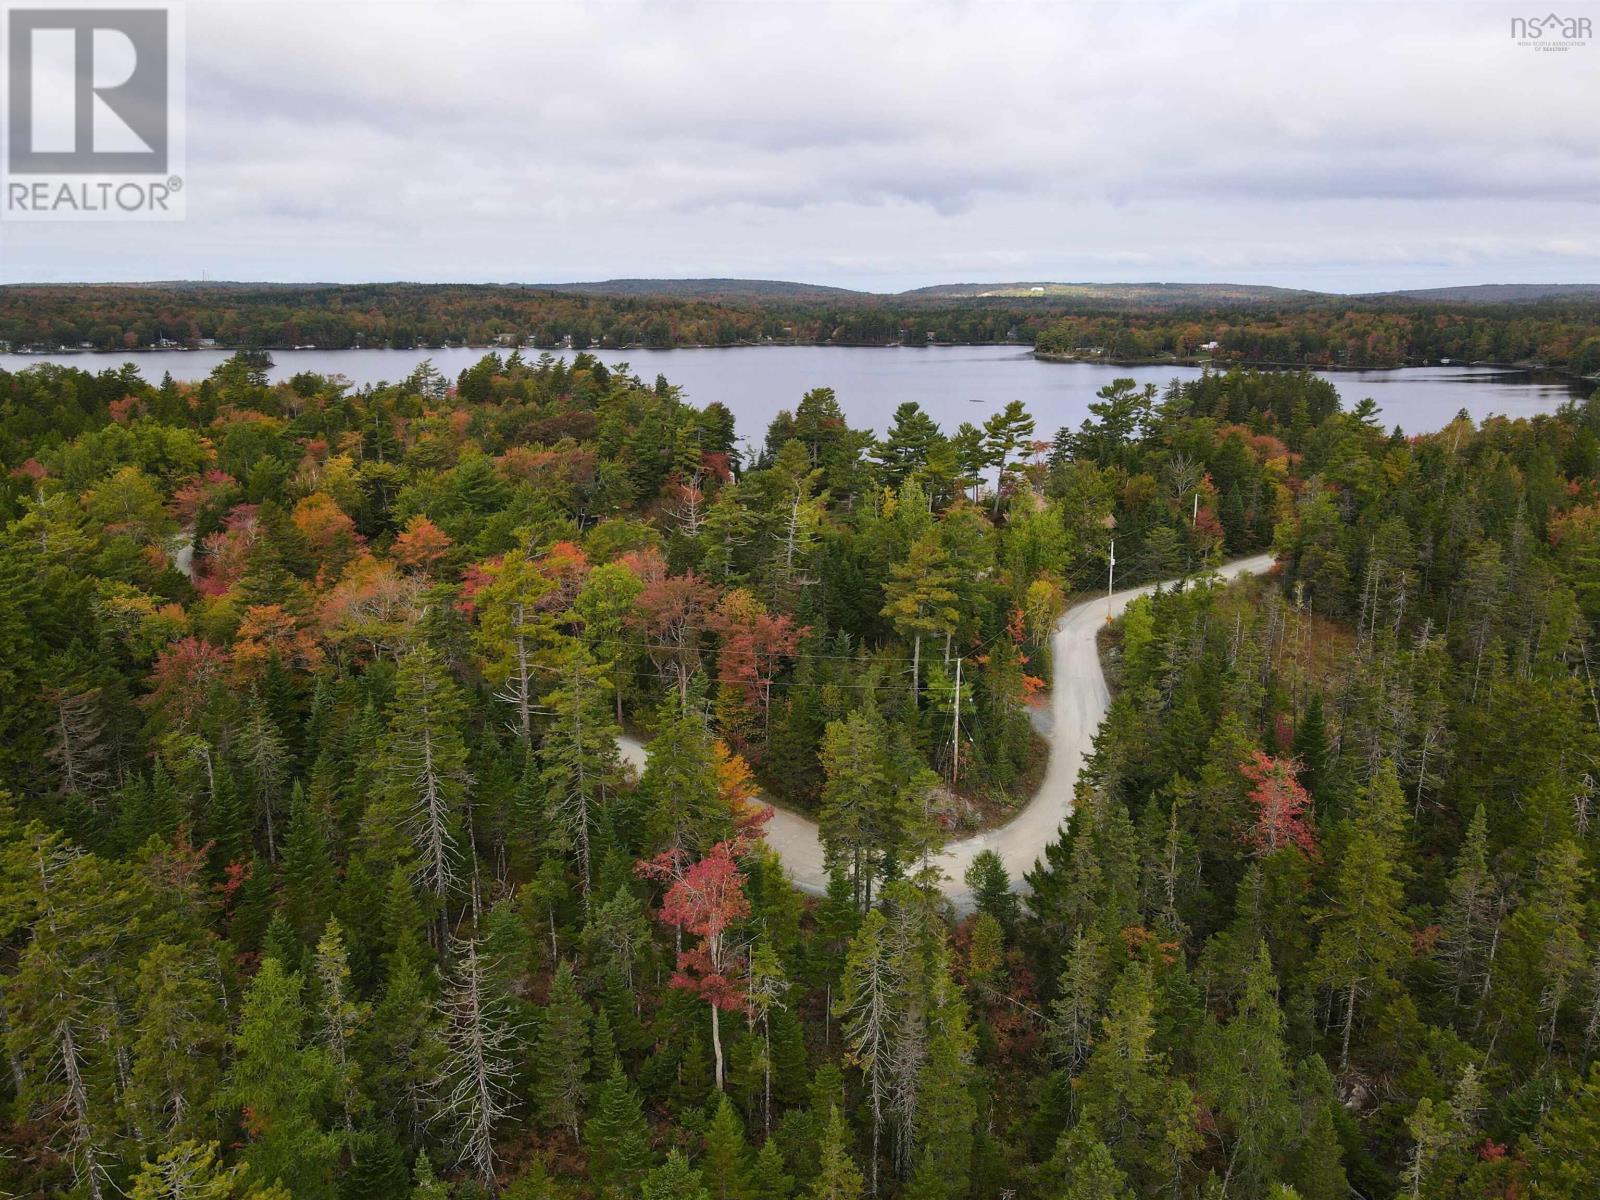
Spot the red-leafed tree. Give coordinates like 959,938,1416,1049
392,514,452,575
1241,750,1317,858
631,569,717,704
533,540,591,615
713,589,804,752
195,504,260,596
639,839,749,1090
144,637,231,731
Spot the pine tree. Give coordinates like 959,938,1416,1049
281,787,335,943
750,1138,796,1200
1402,1065,1484,1200
128,1139,290,1200
1291,692,1330,801
982,400,1036,516
238,699,291,862
1198,944,1296,1199
361,903,444,1145
881,531,960,699
1076,959,1199,1191
745,938,791,1133
809,1106,865,1200
313,918,370,1135
1506,839,1591,1051
586,1062,654,1196
644,1149,713,1200
904,1017,976,1200
535,960,590,1138
128,941,227,1147
410,1149,451,1200
818,710,899,911
705,1093,753,1200
1439,804,1498,1010
1043,1123,1134,1200
640,698,730,856
873,403,944,488
590,1003,619,1082
1310,769,1411,1071
381,865,432,984
540,641,622,900
473,548,558,741
226,957,340,1200
576,561,647,722
1048,929,1106,1072
4,832,141,1200
1530,1062,1600,1198
962,849,1018,934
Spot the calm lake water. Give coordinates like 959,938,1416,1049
3,345,1591,444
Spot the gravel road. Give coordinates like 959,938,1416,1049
619,554,1277,910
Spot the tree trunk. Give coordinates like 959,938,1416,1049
710,1001,724,1090
1340,978,1358,1071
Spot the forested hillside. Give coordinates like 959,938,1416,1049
7,282,1600,375
1,351,1599,1199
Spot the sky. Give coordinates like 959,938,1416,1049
1,0,1597,292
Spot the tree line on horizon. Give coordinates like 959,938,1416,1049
5,283,1600,375
0,349,1598,1198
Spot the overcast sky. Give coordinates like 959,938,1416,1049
2,0,1597,291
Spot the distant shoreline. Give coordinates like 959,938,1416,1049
1,341,1595,387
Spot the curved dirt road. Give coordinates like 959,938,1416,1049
620,554,1276,909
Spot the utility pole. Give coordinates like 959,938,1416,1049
1193,491,1199,523
1106,537,1116,623
950,655,962,786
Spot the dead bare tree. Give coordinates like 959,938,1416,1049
432,931,521,1189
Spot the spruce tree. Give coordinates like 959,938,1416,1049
586,1062,654,1196
1310,770,1411,1071
705,1094,753,1200
1198,944,1296,1199
128,941,227,1147
1043,1123,1133,1200
749,1138,795,1200
535,960,590,1138
225,958,340,1199
643,1150,712,1200
808,1106,865,1200
905,1025,976,1200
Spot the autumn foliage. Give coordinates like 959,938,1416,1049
1240,750,1317,858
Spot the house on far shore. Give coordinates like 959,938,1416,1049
1200,340,1221,352
198,338,218,348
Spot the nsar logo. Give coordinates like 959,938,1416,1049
1510,12,1592,51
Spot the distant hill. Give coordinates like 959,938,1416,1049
544,278,865,302
540,278,1325,306
543,278,1600,309
1359,283,1600,304
895,281,1320,305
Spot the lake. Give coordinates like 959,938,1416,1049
2,345,1591,445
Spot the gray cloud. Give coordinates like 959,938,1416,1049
2,0,1597,289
